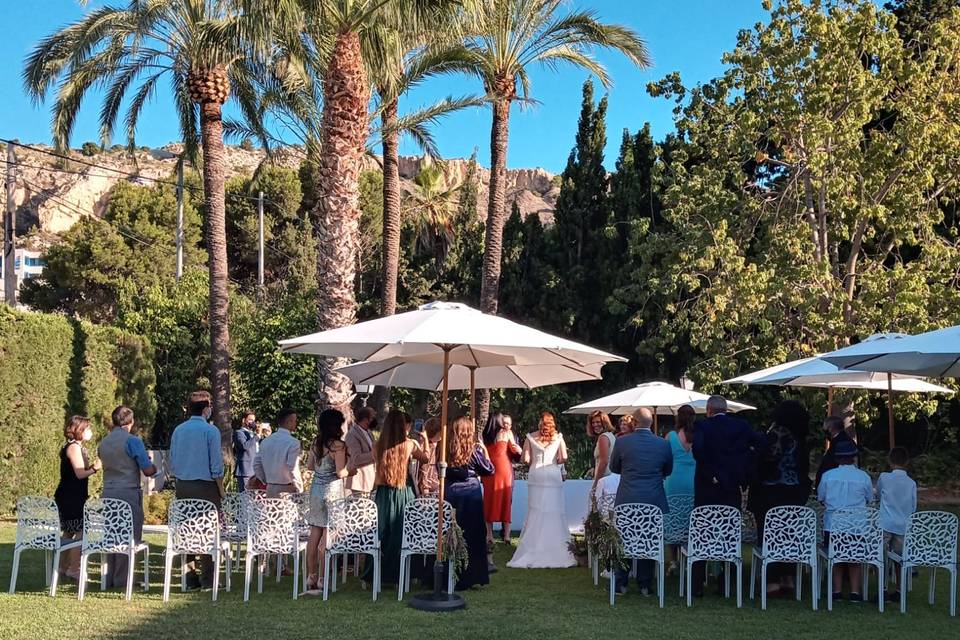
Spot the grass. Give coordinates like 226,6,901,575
0,522,957,640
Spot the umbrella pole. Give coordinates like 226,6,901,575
827,387,834,416
469,366,476,424
411,345,465,611
887,373,895,451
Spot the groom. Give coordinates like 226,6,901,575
608,408,673,596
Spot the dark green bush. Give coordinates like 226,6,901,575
0,307,155,514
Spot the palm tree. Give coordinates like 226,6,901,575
454,0,652,315
22,0,285,444
404,156,461,262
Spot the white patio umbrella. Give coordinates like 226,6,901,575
821,328,960,378
564,382,753,431
335,358,606,393
279,301,624,610
724,350,953,449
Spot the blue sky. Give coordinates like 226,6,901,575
0,1,769,173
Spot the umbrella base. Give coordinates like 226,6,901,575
408,592,466,612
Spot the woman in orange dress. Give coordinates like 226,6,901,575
482,412,522,553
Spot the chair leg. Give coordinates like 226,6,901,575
225,548,232,592
679,552,685,598
276,554,281,583
796,563,802,601
929,568,936,606
212,551,221,602
404,556,411,595
658,558,665,609
44,551,51,587
322,553,331,602
101,552,107,591
878,564,885,614
125,549,135,601
686,558,693,607
749,551,756,600
143,546,150,592
862,563,869,602
180,554,186,592
827,560,834,612
397,553,405,602
737,561,743,609
761,560,768,611
244,553,253,602
811,560,818,611
163,550,173,602
292,551,300,600
49,549,63,597
258,555,264,594
725,561,731,598
948,566,956,617
78,554,88,601
8,548,22,594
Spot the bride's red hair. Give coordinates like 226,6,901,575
538,412,557,441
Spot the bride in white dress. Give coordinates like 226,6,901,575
508,412,576,568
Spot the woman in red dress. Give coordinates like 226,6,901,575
482,412,522,554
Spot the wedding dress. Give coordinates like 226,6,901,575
507,434,576,568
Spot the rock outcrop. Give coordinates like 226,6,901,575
6,143,558,238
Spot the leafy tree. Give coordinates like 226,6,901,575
21,181,204,322
80,141,100,157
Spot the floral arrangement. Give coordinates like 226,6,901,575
583,509,627,573
444,520,469,579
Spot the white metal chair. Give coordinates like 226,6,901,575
77,498,149,601
888,510,958,616
590,492,617,586
749,505,818,610
609,503,665,608
162,499,231,602
664,494,694,545
398,498,455,601
220,492,250,573
276,492,312,586
8,496,83,597
680,505,743,608
818,507,885,612
324,497,381,602
243,497,306,601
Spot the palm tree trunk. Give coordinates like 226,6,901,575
481,97,510,315
314,31,370,411
199,100,232,448
380,97,401,317
478,97,511,425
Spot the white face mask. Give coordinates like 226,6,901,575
81,428,93,442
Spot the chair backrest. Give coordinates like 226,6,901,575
14,496,61,551
327,497,378,554
401,498,453,554
248,498,299,554
82,498,134,553
805,498,825,539
687,505,741,562
614,503,664,561
664,494,694,544
282,492,311,533
168,499,220,554
595,493,616,521
761,505,817,563
903,510,959,567
220,492,246,537
828,507,883,564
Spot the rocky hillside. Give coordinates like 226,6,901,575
6,143,559,238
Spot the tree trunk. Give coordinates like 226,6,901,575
314,31,370,412
480,97,511,315
199,101,232,448
380,97,401,317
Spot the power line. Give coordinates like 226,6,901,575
1,139,282,206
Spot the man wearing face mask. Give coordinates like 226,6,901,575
99,406,157,591
170,390,224,589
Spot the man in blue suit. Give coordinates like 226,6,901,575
609,407,673,596
232,410,259,491
690,395,765,597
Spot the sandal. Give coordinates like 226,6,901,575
305,574,319,591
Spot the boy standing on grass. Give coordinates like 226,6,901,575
817,439,874,602
878,447,917,600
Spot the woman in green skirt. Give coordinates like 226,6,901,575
363,409,430,585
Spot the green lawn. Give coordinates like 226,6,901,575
0,522,956,640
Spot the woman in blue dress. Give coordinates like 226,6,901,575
664,405,696,496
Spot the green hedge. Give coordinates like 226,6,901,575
0,307,156,514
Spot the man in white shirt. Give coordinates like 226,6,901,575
878,447,917,598
254,408,302,498
817,439,874,602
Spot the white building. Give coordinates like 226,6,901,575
0,248,46,301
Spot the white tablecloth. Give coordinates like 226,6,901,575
493,479,592,535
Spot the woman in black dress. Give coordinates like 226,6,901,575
54,415,100,580
444,416,494,590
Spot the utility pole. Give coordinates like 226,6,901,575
257,190,265,291
175,158,184,282
4,141,17,306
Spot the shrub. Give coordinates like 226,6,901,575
80,141,100,156
143,490,174,525
0,307,155,514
